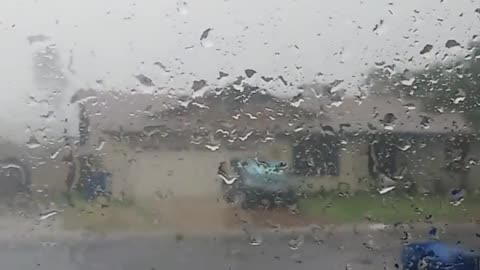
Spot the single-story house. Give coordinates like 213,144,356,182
76,87,479,207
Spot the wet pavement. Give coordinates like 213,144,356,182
0,224,478,270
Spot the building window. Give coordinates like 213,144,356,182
292,134,339,176
444,135,469,172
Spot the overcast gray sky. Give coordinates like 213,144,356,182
0,0,478,143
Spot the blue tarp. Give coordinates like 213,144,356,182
402,241,479,270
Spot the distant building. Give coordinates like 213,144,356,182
78,88,478,206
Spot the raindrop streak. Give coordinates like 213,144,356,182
420,44,433,54
288,235,305,250
452,96,465,104
39,210,62,221
404,103,416,111
95,141,106,151
249,235,263,246
134,74,155,86
153,61,169,72
395,144,412,151
200,28,212,40
449,189,465,206
205,144,220,151
378,186,395,194
200,28,214,48
50,148,62,159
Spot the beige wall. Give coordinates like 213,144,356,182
399,136,448,193
31,160,68,193
92,133,475,202
99,139,293,205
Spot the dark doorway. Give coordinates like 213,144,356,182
368,134,398,178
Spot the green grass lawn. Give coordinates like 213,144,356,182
298,193,480,224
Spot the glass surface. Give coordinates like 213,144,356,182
1,0,480,269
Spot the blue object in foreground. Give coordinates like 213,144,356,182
84,171,111,200
402,241,479,270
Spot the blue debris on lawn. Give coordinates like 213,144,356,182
83,171,112,200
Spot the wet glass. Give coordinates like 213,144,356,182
1,0,480,269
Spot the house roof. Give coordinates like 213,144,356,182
81,87,318,136
316,96,471,134
79,89,472,140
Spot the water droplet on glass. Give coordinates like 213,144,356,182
396,144,412,151
311,225,324,244
363,237,377,251
420,116,431,129
404,103,416,111
330,100,343,107
420,44,433,54
26,136,41,149
205,144,220,151
290,98,304,108
428,227,438,239
50,148,62,159
200,28,212,40
200,28,214,48
452,96,465,104
39,209,62,221
95,140,106,151
288,235,304,250
244,69,256,78
218,71,229,79
378,186,395,194
291,253,302,263
176,0,189,15
153,61,169,73
249,234,263,246
239,131,254,141
383,125,394,131
401,78,415,86
449,189,465,206
192,80,207,91
134,74,155,86
445,39,461,48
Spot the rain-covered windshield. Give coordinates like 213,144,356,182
1,0,480,269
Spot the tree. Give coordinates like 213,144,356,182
367,41,480,127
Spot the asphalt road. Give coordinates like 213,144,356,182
1,226,479,270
